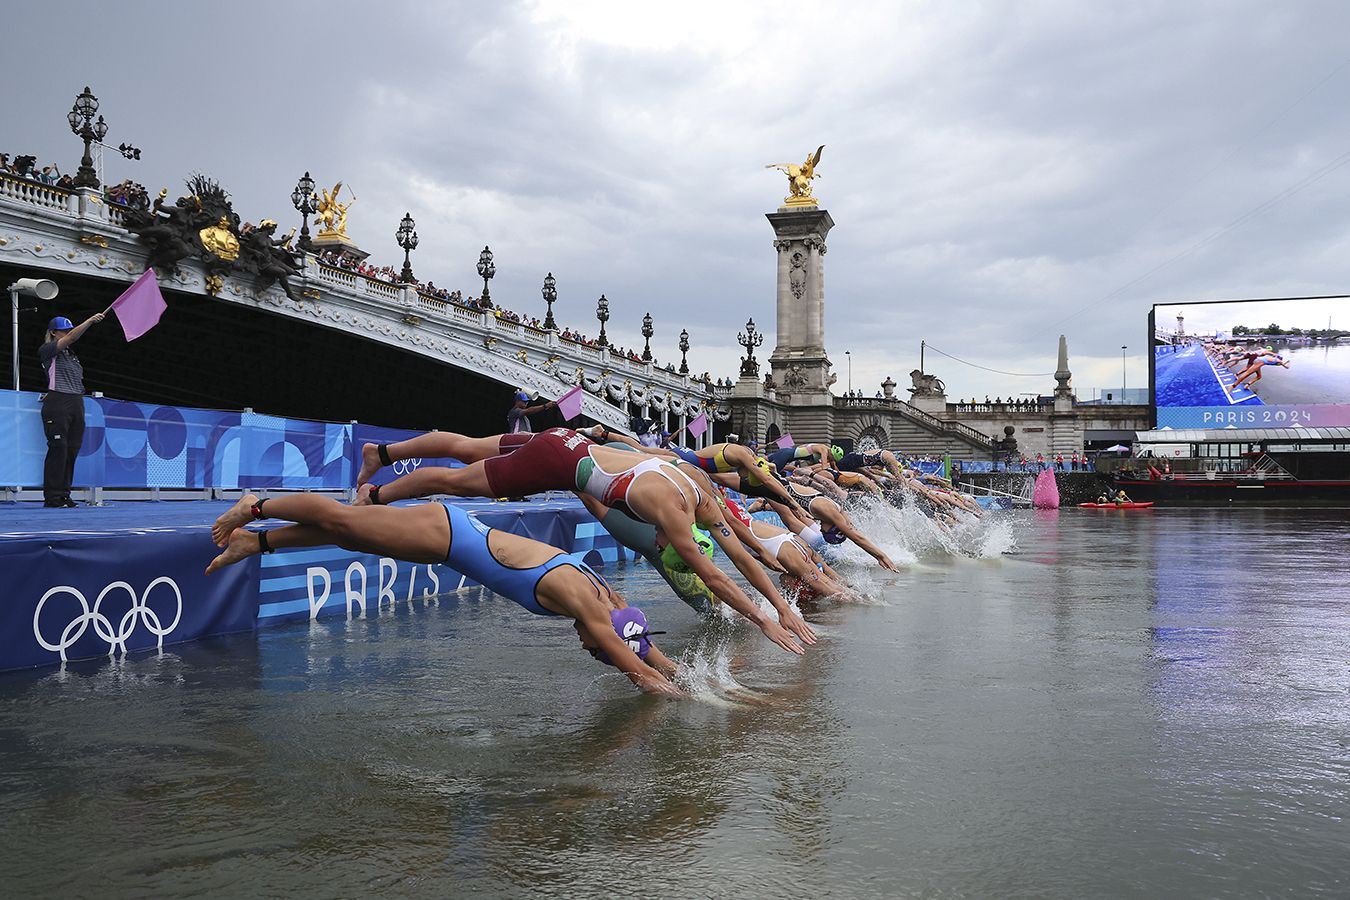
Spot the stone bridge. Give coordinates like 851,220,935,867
0,172,729,439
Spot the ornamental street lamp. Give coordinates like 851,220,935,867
396,212,419,283
596,294,610,347
541,273,558,330
290,171,319,252
738,317,764,377
641,312,654,361
68,86,108,189
476,245,496,309
678,328,690,375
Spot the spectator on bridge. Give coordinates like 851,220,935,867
1071,451,1081,471
38,311,105,507
1055,454,1064,471
507,390,556,434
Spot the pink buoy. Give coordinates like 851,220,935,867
1032,468,1060,509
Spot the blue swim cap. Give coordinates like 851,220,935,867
590,607,659,665
48,316,74,331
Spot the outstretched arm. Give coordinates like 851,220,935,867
699,504,816,645
574,606,682,696
661,517,805,654
819,504,897,571
56,312,105,349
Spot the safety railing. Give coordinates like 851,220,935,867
0,172,75,213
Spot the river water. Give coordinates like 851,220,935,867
2,506,1348,898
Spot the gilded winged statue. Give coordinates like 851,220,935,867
766,145,825,204
314,181,354,236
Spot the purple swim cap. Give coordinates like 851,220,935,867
822,525,847,544
590,607,657,666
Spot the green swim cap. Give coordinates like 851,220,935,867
660,525,714,572
831,445,844,461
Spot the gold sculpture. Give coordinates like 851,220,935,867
199,215,240,261
314,182,355,237
766,145,825,207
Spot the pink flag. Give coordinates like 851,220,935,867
686,412,708,438
108,269,167,341
775,433,795,449
556,385,584,420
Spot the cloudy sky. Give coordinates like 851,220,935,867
6,1,1350,400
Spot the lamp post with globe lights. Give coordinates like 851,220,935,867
641,312,654,362
678,328,690,375
542,273,558,330
67,87,108,189
476,246,495,309
396,213,419,283
291,172,319,252
596,294,610,348
738,317,764,377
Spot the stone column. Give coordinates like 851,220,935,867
765,206,835,403
774,240,790,352
805,239,822,350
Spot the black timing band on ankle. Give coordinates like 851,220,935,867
257,530,273,554
369,484,383,505
378,443,393,467
250,498,268,519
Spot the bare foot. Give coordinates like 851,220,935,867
356,442,384,487
212,493,259,546
206,527,260,575
352,483,376,506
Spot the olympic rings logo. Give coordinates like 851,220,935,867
33,577,184,661
391,457,423,476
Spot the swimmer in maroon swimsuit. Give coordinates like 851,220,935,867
354,428,815,654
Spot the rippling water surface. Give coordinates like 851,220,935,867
3,507,1349,898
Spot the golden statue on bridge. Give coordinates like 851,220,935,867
314,181,355,237
766,145,824,207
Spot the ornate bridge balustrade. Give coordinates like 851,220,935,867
0,175,724,438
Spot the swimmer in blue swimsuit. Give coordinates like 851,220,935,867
206,492,684,696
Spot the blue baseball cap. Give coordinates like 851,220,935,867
515,391,531,402
589,607,662,665
48,316,74,331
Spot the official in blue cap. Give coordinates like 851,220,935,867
37,310,104,507
506,388,556,435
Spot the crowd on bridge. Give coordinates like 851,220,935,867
1,153,73,188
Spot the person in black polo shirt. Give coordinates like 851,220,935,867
37,312,103,507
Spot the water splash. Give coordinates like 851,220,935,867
825,494,1017,568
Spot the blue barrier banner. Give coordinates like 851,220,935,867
2,531,257,671
257,547,468,624
0,389,453,491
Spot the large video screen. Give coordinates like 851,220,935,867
1152,297,1350,428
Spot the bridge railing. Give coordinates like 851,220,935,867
837,394,992,449
0,172,76,214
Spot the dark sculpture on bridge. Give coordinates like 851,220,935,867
123,174,300,298
238,220,302,302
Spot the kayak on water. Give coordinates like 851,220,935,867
1077,502,1155,509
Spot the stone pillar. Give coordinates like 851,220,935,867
774,240,790,350
766,207,835,403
